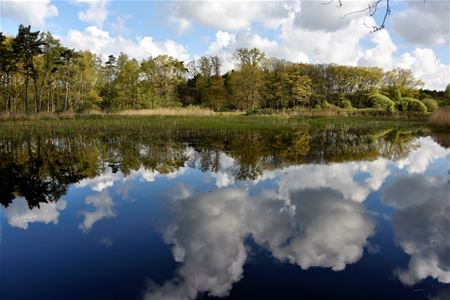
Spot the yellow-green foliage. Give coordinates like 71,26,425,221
368,94,396,112
421,98,439,112
340,99,353,109
321,101,334,109
401,98,427,113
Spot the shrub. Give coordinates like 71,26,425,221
390,86,402,102
396,99,409,112
339,99,353,109
368,94,396,112
402,97,428,113
421,98,439,112
321,101,333,109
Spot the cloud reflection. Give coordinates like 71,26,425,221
383,175,450,285
5,197,67,229
79,191,116,233
145,186,375,300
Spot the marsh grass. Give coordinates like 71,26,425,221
0,114,429,140
117,107,216,116
428,106,450,131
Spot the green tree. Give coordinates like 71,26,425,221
230,48,265,110
384,68,424,98
13,25,45,113
0,33,19,112
99,55,119,112
444,83,450,100
117,53,141,109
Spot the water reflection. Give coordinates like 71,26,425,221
383,175,450,285
0,128,449,300
79,191,116,233
4,197,67,229
144,186,375,300
0,128,422,209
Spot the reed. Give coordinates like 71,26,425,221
428,106,450,131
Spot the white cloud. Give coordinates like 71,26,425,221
145,186,374,300
1,0,58,27
207,29,280,72
383,175,450,285
359,29,398,69
170,1,298,32
294,0,372,31
393,0,450,46
5,198,66,229
64,26,189,61
397,48,450,91
282,14,378,65
76,0,109,28
79,191,116,232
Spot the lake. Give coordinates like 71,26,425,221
0,120,449,300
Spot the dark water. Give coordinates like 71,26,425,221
0,127,449,300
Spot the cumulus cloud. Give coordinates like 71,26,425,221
393,0,450,46
5,197,66,229
294,0,372,32
281,15,371,65
1,0,58,27
396,48,450,91
383,175,450,285
144,186,374,300
79,191,116,232
64,26,189,61
207,28,280,72
169,1,298,32
359,29,397,69
76,0,109,28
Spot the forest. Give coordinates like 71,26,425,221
1,25,449,114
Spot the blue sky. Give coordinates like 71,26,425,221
1,0,449,89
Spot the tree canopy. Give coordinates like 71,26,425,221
0,25,446,114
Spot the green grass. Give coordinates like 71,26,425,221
0,114,429,139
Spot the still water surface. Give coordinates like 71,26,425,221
0,128,449,300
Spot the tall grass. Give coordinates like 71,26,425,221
428,106,450,131
0,114,430,140
117,107,215,116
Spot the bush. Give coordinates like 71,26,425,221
421,98,439,112
390,86,402,102
368,94,396,112
321,101,334,109
339,99,353,109
402,97,428,113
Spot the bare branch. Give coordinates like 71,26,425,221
327,0,391,32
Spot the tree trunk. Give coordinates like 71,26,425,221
64,81,69,111
24,75,29,113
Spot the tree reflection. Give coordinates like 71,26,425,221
0,127,423,208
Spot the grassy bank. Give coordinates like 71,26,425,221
0,112,430,138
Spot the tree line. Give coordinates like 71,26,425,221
1,25,449,114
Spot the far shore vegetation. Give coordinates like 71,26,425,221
1,25,449,130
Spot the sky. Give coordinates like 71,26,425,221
1,0,449,90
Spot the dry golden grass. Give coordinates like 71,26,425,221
116,107,216,116
428,106,450,129
0,112,77,120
